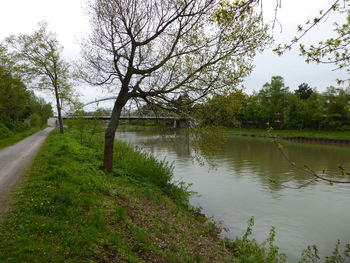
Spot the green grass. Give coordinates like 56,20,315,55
2,127,346,262
0,126,42,149
0,129,240,262
221,127,350,140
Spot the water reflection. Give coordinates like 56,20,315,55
118,128,350,192
116,127,350,262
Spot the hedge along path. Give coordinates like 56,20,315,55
0,127,54,219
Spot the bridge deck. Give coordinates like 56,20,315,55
62,116,180,121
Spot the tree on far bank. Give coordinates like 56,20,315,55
5,22,73,134
295,83,313,100
198,90,247,127
257,76,289,127
79,0,271,172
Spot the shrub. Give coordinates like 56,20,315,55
30,113,42,127
13,121,30,132
0,122,13,138
232,217,287,263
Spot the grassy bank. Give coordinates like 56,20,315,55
0,129,288,262
0,124,42,150
220,127,350,141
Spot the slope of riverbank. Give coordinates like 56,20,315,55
0,129,288,262
220,127,350,143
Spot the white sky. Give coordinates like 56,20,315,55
0,0,348,109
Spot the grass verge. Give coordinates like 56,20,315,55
0,127,42,150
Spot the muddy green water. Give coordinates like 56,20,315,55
116,127,350,262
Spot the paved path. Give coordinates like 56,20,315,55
0,127,53,219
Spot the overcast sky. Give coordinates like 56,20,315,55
0,0,348,109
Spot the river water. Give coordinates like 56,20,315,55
116,127,350,262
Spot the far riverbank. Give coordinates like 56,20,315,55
118,123,350,145
219,127,350,145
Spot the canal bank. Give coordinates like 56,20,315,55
219,127,350,145
0,129,288,262
116,127,350,262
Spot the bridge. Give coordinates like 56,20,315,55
60,115,190,129
53,97,196,128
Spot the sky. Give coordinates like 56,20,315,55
0,0,348,109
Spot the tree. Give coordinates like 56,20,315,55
80,0,271,172
28,95,53,127
0,65,29,122
324,86,350,128
257,76,289,127
5,22,73,134
295,83,313,100
198,90,247,127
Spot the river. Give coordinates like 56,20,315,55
116,127,350,262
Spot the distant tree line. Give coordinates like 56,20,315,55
197,76,350,130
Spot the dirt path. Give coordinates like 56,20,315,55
0,127,54,219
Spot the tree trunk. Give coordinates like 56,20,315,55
54,85,64,134
57,105,64,134
104,100,124,173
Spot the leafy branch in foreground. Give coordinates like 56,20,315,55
266,124,350,188
274,0,349,85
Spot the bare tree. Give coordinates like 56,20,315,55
79,0,271,172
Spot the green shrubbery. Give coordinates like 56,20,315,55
230,217,287,263
0,122,13,138
0,120,39,149
29,113,41,128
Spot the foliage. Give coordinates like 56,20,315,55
65,110,105,147
257,76,289,127
0,122,40,150
197,90,247,127
0,65,29,121
29,113,41,128
231,217,287,263
296,83,313,100
0,122,13,139
197,75,350,130
274,0,350,85
0,51,52,136
79,0,271,172
300,241,350,263
5,22,73,134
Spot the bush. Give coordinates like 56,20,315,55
0,122,13,138
0,116,15,131
30,113,42,128
13,121,30,132
232,217,287,263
